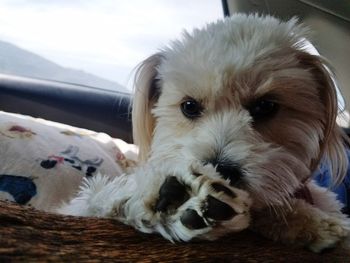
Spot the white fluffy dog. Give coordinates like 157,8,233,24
59,14,350,252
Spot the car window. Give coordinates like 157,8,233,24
0,0,222,93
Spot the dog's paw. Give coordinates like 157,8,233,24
140,164,252,242
307,216,350,253
253,197,350,253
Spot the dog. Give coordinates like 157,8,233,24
57,14,350,252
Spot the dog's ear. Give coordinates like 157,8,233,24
297,51,348,184
132,53,163,162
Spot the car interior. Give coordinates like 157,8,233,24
1,0,350,261
0,0,349,140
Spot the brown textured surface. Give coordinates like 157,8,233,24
0,200,349,262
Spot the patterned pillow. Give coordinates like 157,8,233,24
0,111,138,212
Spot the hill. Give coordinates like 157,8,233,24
0,40,126,92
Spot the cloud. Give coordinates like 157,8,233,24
0,0,222,87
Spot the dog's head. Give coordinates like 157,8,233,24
132,14,348,209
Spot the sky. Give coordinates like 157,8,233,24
0,0,223,90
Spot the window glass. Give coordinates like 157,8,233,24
0,0,222,93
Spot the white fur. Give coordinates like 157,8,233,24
59,14,350,252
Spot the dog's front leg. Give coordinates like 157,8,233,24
56,173,137,219
58,162,252,242
251,183,350,252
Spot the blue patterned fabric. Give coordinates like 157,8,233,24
0,174,37,205
313,150,350,215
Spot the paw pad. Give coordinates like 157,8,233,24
211,183,236,198
155,176,190,212
203,195,237,221
155,175,246,232
180,209,207,229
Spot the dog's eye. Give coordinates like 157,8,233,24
181,99,203,119
248,98,278,121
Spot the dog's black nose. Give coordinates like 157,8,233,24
206,159,243,186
